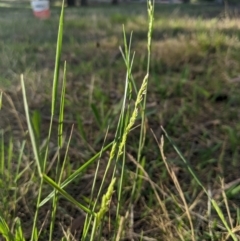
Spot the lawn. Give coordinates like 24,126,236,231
1,2,240,241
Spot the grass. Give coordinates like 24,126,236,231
1,1,240,240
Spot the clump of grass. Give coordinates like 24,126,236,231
1,1,240,241
1,1,155,240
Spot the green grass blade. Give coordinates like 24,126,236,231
51,0,64,115
49,61,67,241
211,199,237,241
20,78,41,238
28,2,65,239
21,75,41,176
42,174,95,216
0,216,13,241
21,76,42,241
39,141,113,207
31,110,41,142
226,184,240,198
81,129,111,240
114,28,133,218
58,61,67,148
58,126,74,187
43,0,65,172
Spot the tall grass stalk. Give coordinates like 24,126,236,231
49,61,67,241
115,28,134,218
89,178,116,241
130,0,155,205
21,74,41,241
21,2,65,240
81,128,110,240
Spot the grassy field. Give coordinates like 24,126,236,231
1,2,240,241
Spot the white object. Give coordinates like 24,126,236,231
31,0,50,19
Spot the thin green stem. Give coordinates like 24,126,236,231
131,0,154,203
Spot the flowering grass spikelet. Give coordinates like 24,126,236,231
147,0,154,53
118,74,148,156
96,178,116,227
